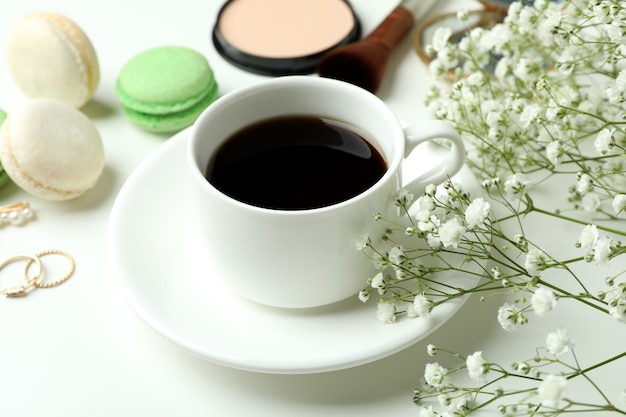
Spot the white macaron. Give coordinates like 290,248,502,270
6,13,100,108
0,99,105,201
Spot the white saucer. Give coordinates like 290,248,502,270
107,128,482,374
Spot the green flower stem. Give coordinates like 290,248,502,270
537,278,608,314
569,350,626,380
531,205,626,237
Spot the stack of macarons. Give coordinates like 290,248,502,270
0,12,104,200
115,46,219,133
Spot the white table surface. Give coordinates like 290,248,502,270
1,0,624,415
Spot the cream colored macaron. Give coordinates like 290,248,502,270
0,99,105,201
6,13,100,108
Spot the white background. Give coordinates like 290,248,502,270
1,0,624,415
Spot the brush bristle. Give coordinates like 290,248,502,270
317,44,389,93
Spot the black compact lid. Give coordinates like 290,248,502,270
212,0,361,76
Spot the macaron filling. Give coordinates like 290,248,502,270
120,80,218,133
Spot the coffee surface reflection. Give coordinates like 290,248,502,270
206,115,387,210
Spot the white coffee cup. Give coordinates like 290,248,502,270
188,76,464,308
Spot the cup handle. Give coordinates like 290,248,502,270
402,120,465,192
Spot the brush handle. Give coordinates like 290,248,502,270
364,6,415,50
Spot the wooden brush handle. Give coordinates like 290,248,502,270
365,6,415,50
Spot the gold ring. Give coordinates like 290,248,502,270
0,253,44,297
25,249,75,288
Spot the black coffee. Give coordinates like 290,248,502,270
205,115,387,210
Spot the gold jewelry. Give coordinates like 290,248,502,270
25,249,75,288
0,201,36,227
0,253,44,297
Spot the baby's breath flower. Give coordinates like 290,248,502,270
593,236,613,265
355,233,370,251
426,234,442,249
394,188,415,207
427,344,438,357
465,197,491,229
431,26,452,53
577,173,593,194
358,290,370,303
429,58,447,79
491,266,502,279
439,217,465,248
613,194,626,215
416,195,436,213
424,362,449,388
538,374,568,407
582,192,601,212
376,301,396,323
413,294,433,318
504,173,529,199
546,141,562,166
525,248,547,276
609,296,626,323
466,351,489,382
594,128,614,154
370,272,385,290
515,361,531,374
497,303,519,332
546,328,573,356
388,246,406,265
418,405,437,417
577,224,599,254
531,287,558,317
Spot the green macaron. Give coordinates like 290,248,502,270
0,108,9,188
116,46,218,133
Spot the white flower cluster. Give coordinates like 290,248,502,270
361,181,493,323
425,0,626,218
413,182,490,251
362,1,626,413
416,330,579,415
577,224,621,265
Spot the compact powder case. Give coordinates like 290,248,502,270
212,0,361,75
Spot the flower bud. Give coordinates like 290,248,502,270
516,362,531,374
427,344,438,356
491,266,502,279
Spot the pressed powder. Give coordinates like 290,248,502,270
213,0,361,75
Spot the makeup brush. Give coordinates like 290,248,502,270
317,0,436,93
